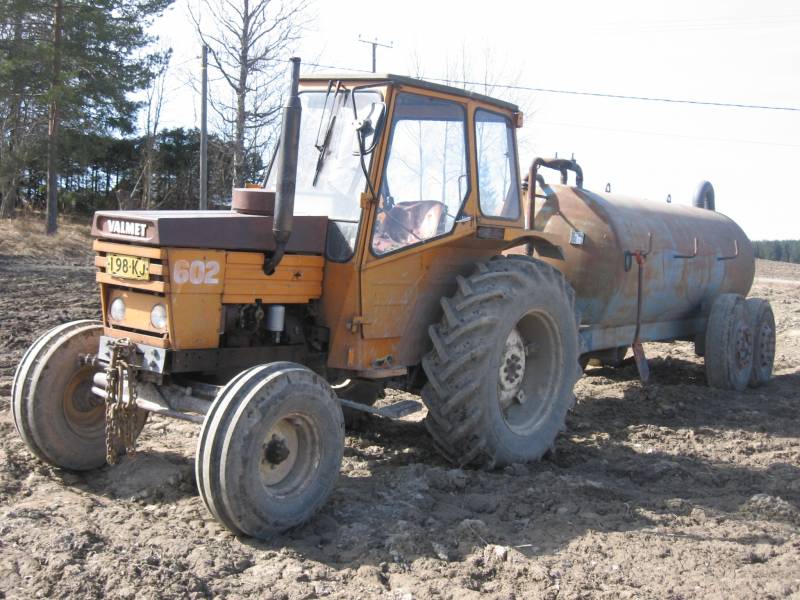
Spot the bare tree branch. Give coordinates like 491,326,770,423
192,0,311,186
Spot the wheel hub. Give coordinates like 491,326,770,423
63,368,105,431
259,417,303,488
498,328,526,409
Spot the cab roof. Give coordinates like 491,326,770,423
299,72,519,113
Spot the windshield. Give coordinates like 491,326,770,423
265,87,383,221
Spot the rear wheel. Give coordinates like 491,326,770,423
196,363,344,538
12,320,146,470
421,256,581,468
704,294,753,391
746,298,775,387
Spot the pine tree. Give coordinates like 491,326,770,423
0,0,173,230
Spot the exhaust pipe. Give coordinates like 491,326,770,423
264,57,302,275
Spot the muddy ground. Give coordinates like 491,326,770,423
1,242,798,599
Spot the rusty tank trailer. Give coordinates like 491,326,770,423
518,158,757,379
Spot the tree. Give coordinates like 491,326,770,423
138,50,171,209
192,0,310,188
0,0,173,231
753,240,800,264
0,2,48,218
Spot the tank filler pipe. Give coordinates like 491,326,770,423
524,157,583,256
263,57,302,275
692,180,715,211
530,157,584,189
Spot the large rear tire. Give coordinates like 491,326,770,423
196,363,344,538
12,320,146,471
421,256,581,468
704,294,753,391
746,298,775,387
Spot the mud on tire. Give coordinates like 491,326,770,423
421,256,581,469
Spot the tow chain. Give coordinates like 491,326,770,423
104,338,139,465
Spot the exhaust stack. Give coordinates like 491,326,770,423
264,57,302,275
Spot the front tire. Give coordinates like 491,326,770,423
12,320,146,471
421,256,581,468
196,363,344,538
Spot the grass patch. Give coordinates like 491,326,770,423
0,212,94,265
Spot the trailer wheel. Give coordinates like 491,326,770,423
704,294,753,391
11,320,146,470
196,363,344,538
421,256,581,468
746,298,775,387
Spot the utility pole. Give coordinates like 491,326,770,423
358,36,392,73
199,44,208,210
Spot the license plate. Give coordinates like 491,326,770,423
107,253,150,280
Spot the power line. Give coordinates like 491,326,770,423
535,120,800,149
302,61,800,112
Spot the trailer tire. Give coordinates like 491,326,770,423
421,256,581,468
746,298,775,387
704,294,753,391
196,362,344,538
11,320,146,471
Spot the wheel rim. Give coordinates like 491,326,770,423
258,413,320,496
62,366,105,439
756,321,775,370
734,322,753,371
498,328,526,409
497,311,560,435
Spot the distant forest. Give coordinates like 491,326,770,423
753,240,800,264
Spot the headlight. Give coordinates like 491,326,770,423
150,304,167,330
109,298,125,321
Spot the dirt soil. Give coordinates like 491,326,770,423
1,221,799,599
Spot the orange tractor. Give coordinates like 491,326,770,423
12,58,773,538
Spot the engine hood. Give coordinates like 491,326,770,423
91,210,328,254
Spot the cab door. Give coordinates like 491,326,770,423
358,90,483,367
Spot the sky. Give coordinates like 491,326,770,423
149,0,800,240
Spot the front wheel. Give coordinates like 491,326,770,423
196,363,345,539
12,320,147,471
421,256,581,468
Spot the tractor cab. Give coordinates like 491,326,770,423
269,73,527,263
261,73,532,376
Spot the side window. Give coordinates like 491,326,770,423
372,93,468,255
475,109,520,219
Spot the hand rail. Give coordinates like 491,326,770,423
717,239,739,261
674,237,699,259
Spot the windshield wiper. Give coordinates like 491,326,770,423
313,81,345,186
